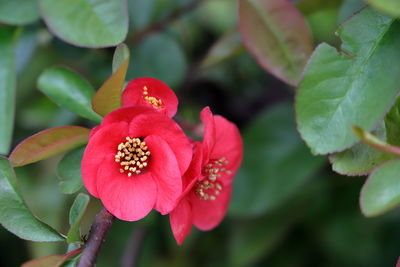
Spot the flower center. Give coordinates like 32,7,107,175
143,86,163,109
114,137,151,177
195,158,231,201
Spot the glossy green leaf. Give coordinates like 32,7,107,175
201,30,244,68
38,66,102,123
330,123,395,175
112,43,130,73
58,147,85,194
92,45,129,117
338,0,366,23
0,0,40,25
21,248,82,267
0,27,16,155
229,103,325,217
9,126,90,167
128,33,187,87
296,8,400,155
365,0,400,18
239,0,313,85
352,126,400,156
384,97,400,146
0,157,64,242
67,193,89,243
229,210,294,267
360,159,400,216
38,0,129,48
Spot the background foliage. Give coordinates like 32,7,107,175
1,0,400,266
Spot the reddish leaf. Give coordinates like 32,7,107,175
21,248,82,267
92,44,130,117
239,0,313,85
9,126,90,167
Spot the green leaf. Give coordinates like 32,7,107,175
0,0,40,25
0,157,64,242
330,123,395,175
229,103,325,217
229,210,294,267
384,97,400,146
112,43,130,73
92,45,129,117
0,27,16,155
67,193,89,243
58,147,85,194
201,30,244,68
37,66,102,123
21,248,82,267
38,0,128,48
9,126,90,167
239,0,313,85
296,8,400,155
365,0,400,18
128,33,187,87
360,159,400,216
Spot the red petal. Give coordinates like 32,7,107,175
100,106,156,126
122,77,178,118
200,107,215,160
211,115,243,180
128,113,192,174
81,122,129,197
182,142,203,192
96,161,157,221
190,183,232,231
169,198,193,245
145,135,182,215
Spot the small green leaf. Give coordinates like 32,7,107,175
67,193,89,243
296,8,400,155
330,123,395,175
0,0,40,25
112,43,130,73
384,97,400,146
58,147,85,194
38,66,102,123
9,126,90,167
229,210,294,267
21,248,82,267
128,33,187,87
92,45,129,117
360,159,400,216
38,0,128,48
229,103,325,217
0,157,64,242
201,30,244,68
352,126,400,156
0,27,17,155
239,0,313,85
365,0,400,18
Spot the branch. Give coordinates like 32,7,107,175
121,225,147,267
77,208,114,267
132,0,202,43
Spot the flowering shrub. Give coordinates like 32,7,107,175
83,78,243,239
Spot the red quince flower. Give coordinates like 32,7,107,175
169,107,243,245
82,106,192,221
122,77,178,118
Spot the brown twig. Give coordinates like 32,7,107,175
132,0,202,44
121,225,148,267
77,208,114,267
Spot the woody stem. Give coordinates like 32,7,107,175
77,208,114,267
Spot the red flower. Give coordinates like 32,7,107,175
82,106,192,221
122,77,178,118
169,107,243,245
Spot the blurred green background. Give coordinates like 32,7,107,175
1,0,400,266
